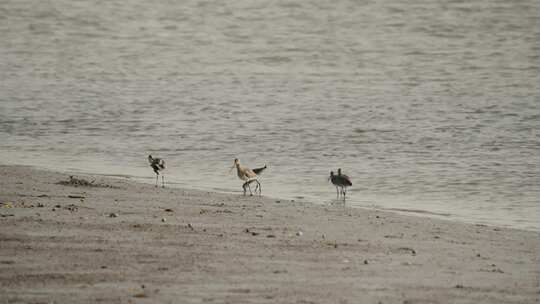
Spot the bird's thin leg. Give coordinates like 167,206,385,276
336,186,340,197
155,174,159,187
162,175,165,188
247,181,253,196
253,180,261,195
242,182,247,196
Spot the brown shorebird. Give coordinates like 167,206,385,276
230,158,263,196
330,168,352,198
148,155,166,188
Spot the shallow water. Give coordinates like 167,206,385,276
1,0,539,230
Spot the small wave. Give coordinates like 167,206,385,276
278,2,303,9
163,25,178,30
353,128,393,134
386,208,451,217
522,114,540,121
257,56,292,64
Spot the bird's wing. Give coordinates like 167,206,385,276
150,158,165,170
252,165,266,175
341,175,352,186
245,168,258,179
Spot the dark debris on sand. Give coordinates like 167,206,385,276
56,176,117,188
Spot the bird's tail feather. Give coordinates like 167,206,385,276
252,164,267,175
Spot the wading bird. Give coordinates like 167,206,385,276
148,155,166,188
230,158,263,196
329,168,352,198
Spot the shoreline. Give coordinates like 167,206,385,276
4,161,537,233
1,164,539,303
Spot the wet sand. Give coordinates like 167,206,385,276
0,165,539,303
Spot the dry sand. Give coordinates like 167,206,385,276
0,165,539,303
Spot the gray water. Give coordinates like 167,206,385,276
1,0,539,230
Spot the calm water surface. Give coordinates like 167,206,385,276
1,0,539,230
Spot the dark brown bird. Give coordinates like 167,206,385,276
330,168,352,198
148,155,166,188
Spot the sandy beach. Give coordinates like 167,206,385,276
0,165,538,303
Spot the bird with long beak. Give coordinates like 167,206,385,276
329,168,352,199
230,158,263,196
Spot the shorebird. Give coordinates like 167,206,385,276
329,168,352,198
148,155,166,188
230,158,263,196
